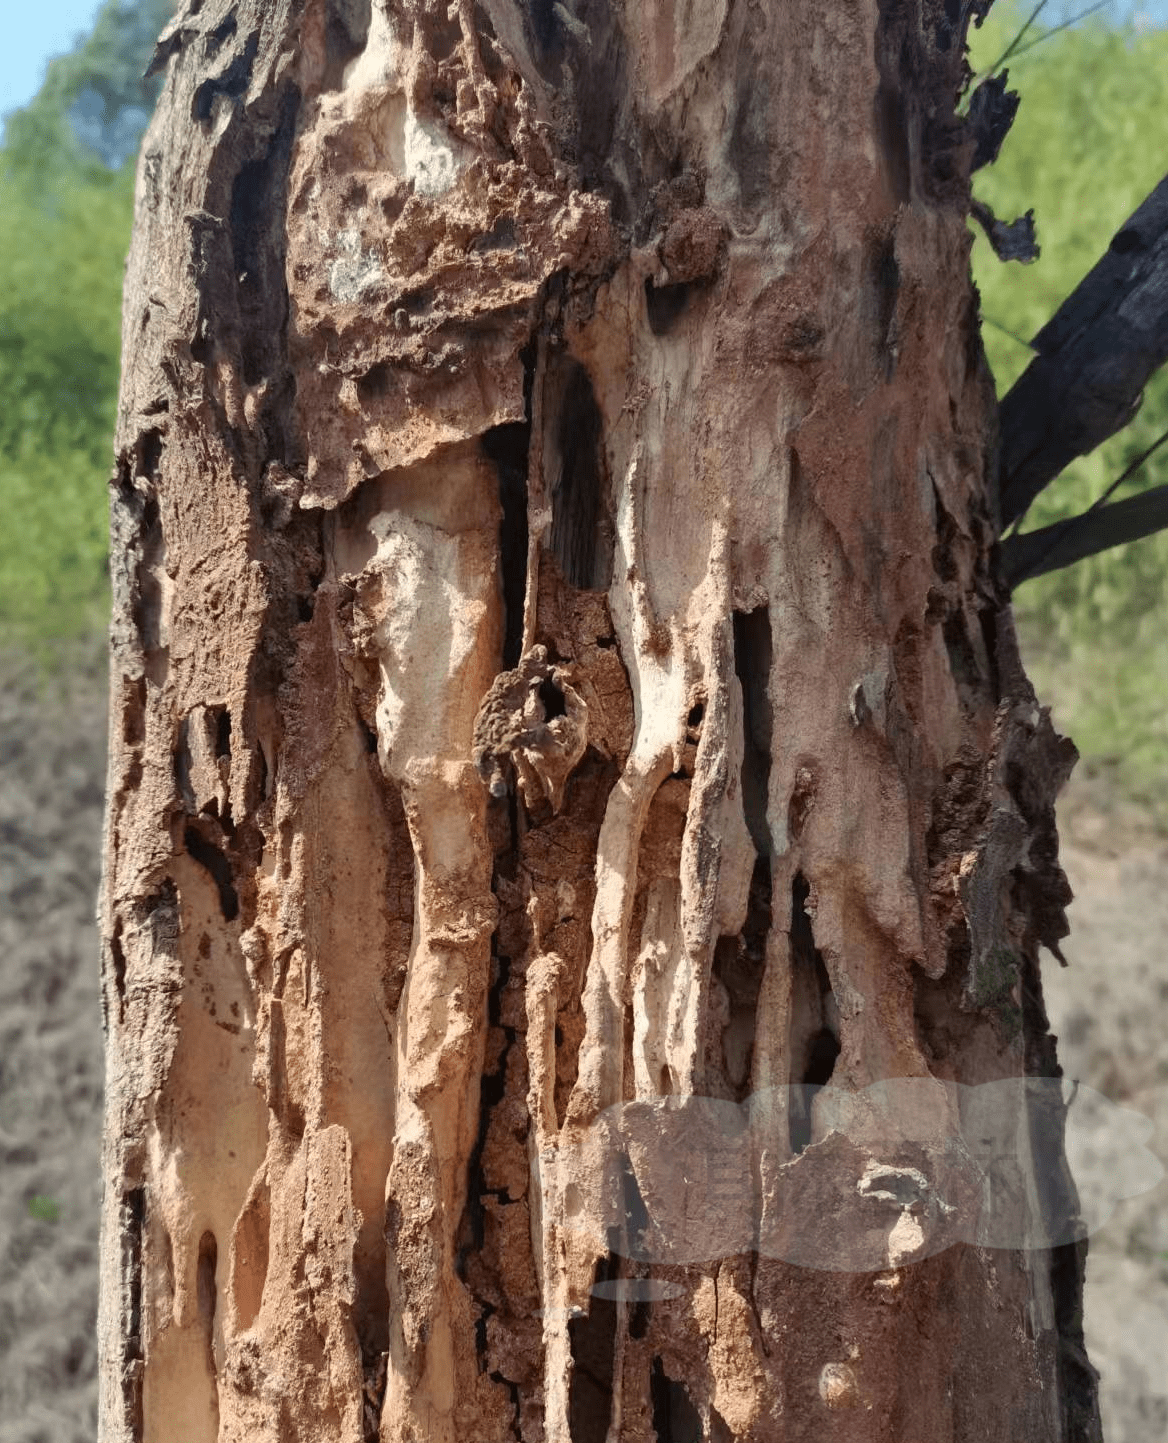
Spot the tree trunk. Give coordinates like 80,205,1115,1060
98,2,1101,1439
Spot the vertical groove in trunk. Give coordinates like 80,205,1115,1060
99,1,1100,1439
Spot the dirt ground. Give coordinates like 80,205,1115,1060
0,649,1164,1441
1046,780,1168,1443
1,649,106,1443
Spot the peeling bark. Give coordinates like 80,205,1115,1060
100,2,1100,1440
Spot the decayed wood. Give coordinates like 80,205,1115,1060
998,172,1168,528
99,2,1100,1440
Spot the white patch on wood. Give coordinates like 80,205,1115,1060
328,228,383,302
403,110,463,198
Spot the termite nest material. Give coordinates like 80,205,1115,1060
818,1360,861,1409
471,644,588,812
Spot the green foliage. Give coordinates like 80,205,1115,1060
970,2,1168,807
0,152,134,648
0,161,131,456
0,1,171,654
26,1195,61,1223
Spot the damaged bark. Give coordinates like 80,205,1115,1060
99,1,1100,1440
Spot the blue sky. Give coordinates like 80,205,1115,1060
2,1,105,116
2,0,1166,122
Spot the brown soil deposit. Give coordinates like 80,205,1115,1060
1,648,1164,1440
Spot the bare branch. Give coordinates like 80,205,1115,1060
984,0,1051,75
1003,475,1168,586
1008,0,1114,60
982,313,1037,352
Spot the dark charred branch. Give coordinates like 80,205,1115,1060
1003,479,1168,585
967,71,1020,172
970,198,1039,263
998,173,1168,528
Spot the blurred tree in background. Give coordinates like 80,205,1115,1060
0,0,1165,808
0,0,172,647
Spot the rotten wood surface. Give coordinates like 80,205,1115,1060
98,2,1099,1440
